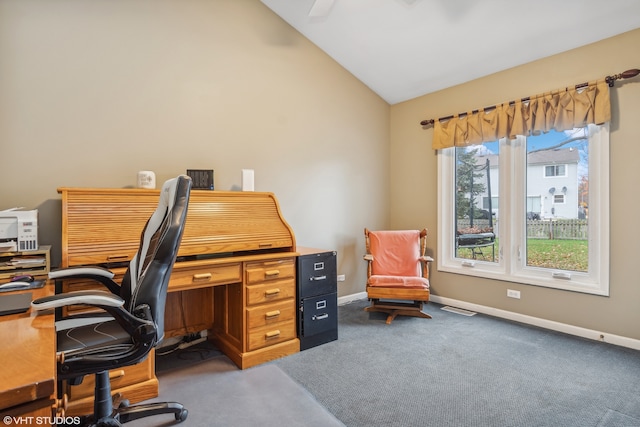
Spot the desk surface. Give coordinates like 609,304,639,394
0,283,56,413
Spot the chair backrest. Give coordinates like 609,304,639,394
367,229,425,277
119,175,192,342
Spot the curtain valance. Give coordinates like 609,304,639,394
431,80,611,150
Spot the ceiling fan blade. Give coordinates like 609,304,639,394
308,0,336,17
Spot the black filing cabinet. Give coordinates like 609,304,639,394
297,249,338,350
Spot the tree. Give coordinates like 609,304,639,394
578,175,589,211
455,148,487,220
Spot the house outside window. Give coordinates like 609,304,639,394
438,125,609,295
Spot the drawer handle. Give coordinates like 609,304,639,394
265,288,280,297
265,330,281,339
107,255,129,261
310,275,327,281
109,370,125,380
259,243,273,248
56,394,69,412
265,269,280,277
192,273,212,281
265,310,281,319
313,313,329,321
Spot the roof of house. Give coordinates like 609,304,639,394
475,147,580,167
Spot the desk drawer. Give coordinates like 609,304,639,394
246,278,295,306
245,258,295,284
66,350,155,400
247,319,297,351
169,263,241,291
247,299,296,329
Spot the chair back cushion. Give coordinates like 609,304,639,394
120,175,192,343
369,230,422,277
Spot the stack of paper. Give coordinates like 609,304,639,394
7,256,46,267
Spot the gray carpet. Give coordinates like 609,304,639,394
131,299,640,426
131,353,344,426
274,299,640,427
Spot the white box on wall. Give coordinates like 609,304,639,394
242,169,254,191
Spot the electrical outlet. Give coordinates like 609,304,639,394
337,274,346,282
507,289,521,299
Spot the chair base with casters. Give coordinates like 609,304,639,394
75,370,187,426
363,228,433,324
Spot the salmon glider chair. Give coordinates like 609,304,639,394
363,228,433,324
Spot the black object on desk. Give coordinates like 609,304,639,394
0,292,32,316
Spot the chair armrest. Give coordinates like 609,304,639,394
363,254,374,262
49,266,115,280
32,290,156,342
31,290,124,311
420,256,434,262
48,266,121,295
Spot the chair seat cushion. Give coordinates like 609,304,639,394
56,317,132,354
367,274,429,289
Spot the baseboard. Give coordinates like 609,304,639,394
338,292,367,306
337,292,640,351
430,295,640,351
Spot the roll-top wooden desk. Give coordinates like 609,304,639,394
57,187,300,415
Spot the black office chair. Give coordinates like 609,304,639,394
32,175,192,426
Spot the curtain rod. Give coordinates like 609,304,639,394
419,68,640,127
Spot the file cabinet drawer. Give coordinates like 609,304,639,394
169,262,241,291
245,258,295,284
246,278,295,306
297,250,337,298
247,320,297,351
247,300,296,329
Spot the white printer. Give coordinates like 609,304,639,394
0,208,38,251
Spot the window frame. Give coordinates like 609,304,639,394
437,123,610,296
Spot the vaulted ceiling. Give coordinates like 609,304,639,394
261,0,640,104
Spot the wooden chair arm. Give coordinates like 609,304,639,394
363,254,374,262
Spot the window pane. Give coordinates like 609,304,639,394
526,129,588,272
454,144,498,263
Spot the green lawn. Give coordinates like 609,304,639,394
457,238,588,272
526,239,588,272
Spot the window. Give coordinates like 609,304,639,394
545,164,567,177
438,124,609,295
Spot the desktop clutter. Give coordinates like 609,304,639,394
0,208,49,316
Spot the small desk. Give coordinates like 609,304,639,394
0,283,56,419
